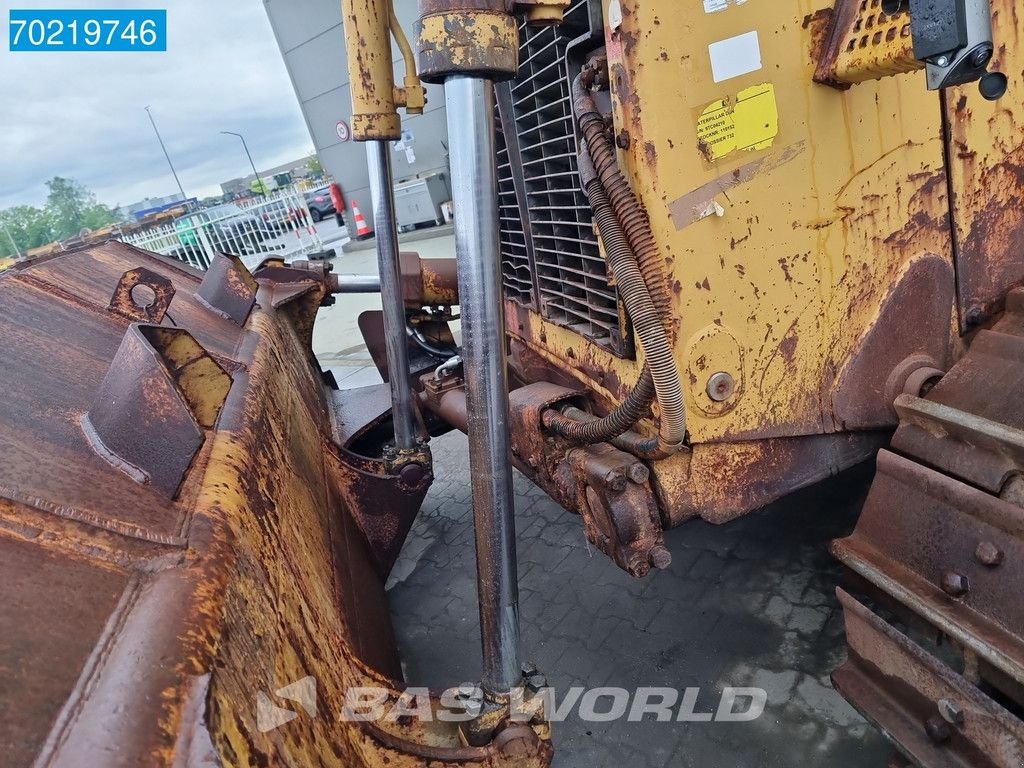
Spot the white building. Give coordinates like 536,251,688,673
262,0,450,225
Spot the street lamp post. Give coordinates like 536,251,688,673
220,131,264,195
144,106,188,204
2,223,20,258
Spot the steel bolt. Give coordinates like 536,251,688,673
526,673,548,692
616,130,631,149
605,470,628,493
628,554,651,578
521,661,538,677
936,55,950,67
937,698,964,726
648,545,673,570
706,372,736,402
965,306,986,327
495,725,537,759
399,462,425,486
941,571,970,597
975,541,1004,567
627,463,650,484
925,714,953,743
971,45,993,69
1000,474,1024,506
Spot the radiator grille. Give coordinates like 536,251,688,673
497,0,628,356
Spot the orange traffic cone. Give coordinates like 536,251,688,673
351,200,373,240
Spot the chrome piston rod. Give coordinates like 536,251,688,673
367,140,418,451
445,76,520,694
332,274,381,292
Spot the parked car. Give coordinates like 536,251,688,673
303,188,336,222
260,198,304,234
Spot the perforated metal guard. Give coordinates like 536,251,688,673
832,0,922,84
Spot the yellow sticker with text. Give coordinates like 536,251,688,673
696,83,778,162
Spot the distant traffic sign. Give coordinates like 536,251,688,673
336,120,351,142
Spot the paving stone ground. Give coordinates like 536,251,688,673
386,431,893,767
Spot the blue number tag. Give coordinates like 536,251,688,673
8,9,167,52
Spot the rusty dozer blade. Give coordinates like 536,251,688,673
832,288,1024,766
0,243,551,767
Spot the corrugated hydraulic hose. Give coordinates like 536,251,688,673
542,73,686,455
542,178,686,455
572,75,673,333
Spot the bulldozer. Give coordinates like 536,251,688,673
1,0,1022,765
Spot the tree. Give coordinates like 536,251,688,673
307,155,324,177
0,206,55,257
0,177,117,257
45,176,116,238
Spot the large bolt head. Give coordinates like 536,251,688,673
627,463,650,484
706,372,736,402
925,715,952,743
648,545,672,570
399,462,426,486
604,470,628,493
941,571,970,597
526,673,548,692
975,541,1004,567
937,698,964,726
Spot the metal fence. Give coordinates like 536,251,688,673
120,188,324,271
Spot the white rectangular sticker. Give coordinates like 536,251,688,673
708,30,761,83
704,0,748,12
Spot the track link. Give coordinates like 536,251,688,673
832,288,1024,767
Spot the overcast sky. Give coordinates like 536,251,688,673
0,0,314,210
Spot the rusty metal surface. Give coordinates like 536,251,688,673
415,5,520,84
358,308,457,384
833,285,1024,764
421,378,670,576
82,325,218,498
328,382,434,578
814,0,922,88
495,6,633,360
833,589,1024,768
490,0,986,526
0,241,551,767
0,535,127,767
507,382,669,576
196,253,258,326
106,265,176,323
399,251,459,307
830,253,955,430
945,5,1024,330
834,450,1024,683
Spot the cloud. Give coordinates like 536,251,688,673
0,0,314,209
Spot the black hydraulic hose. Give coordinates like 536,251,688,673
406,323,458,359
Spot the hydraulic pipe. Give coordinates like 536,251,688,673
445,75,520,694
367,141,418,450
